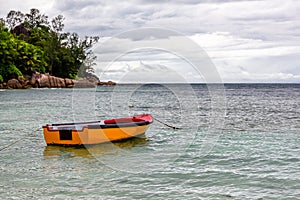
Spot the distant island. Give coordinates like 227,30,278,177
0,8,115,89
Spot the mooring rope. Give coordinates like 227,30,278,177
127,104,182,130
0,127,41,152
0,139,22,152
152,116,182,130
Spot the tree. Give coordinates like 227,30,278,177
0,22,47,81
51,15,64,33
25,8,49,28
0,23,22,80
6,10,24,30
1,8,99,81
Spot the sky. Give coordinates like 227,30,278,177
1,0,300,83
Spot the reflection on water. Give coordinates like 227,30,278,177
43,137,149,158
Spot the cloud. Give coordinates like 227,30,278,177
53,0,101,12
1,0,299,82
96,60,203,83
2,0,300,40
0,0,54,18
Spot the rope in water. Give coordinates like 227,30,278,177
0,139,21,152
128,104,182,129
152,116,182,130
0,127,40,152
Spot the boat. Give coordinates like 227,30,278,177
42,114,153,146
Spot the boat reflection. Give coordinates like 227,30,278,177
43,136,149,158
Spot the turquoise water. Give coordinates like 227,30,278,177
0,84,299,199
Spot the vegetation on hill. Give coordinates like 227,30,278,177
0,8,99,82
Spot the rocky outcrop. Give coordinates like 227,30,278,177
30,73,74,88
65,78,74,88
75,71,116,87
0,72,116,89
7,79,22,89
0,73,75,89
98,81,116,86
73,79,96,88
12,23,31,36
0,82,7,89
36,74,51,88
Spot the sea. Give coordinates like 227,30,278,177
0,84,299,200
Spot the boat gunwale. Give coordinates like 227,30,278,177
43,121,152,132
89,121,151,129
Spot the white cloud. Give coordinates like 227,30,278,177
188,32,300,82
96,59,205,83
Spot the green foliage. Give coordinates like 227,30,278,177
15,40,47,74
0,21,47,80
0,24,21,80
0,8,99,81
68,73,77,80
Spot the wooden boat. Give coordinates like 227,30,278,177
43,114,153,146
